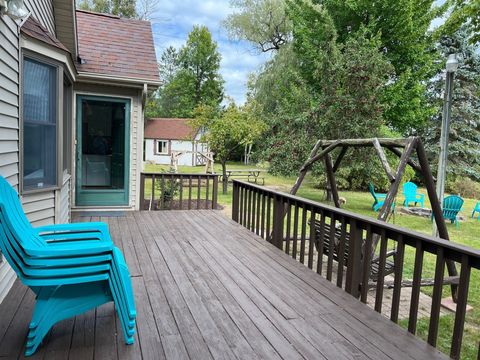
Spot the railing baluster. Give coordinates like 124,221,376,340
450,255,471,360
266,195,271,243
292,203,299,259
212,176,218,209
307,208,316,269
160,175,165,210
326,212,336,282
179,175,183,210
188,176,192,210
170,174,174,210
390,235,405,323
206,176,210,210
408,240,424,334
336,217,347,288
140,173,146,210
238,185,244,225
243,187,248,226
255,190,261,235
150,174,156,211
197,176,201,210
251,189,257,232
261,192,266,239
285,201,291,255
316,210,325,275
300,204,307,264
374,229,388,313
428,247,445,347
361,224,373,303
247,186,252,230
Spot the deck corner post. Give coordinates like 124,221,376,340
212,175,219,210
272,194,284,250
232,181,240,222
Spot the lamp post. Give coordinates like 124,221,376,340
433,53,459,237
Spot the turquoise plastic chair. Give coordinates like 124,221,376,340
402,182,425,208
0,176,136,356
433,195,464,228
472,202,480,220
368,183,395,212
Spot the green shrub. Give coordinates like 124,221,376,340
450,178,480,199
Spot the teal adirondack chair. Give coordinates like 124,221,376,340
438,195,464,228
472,202,480,220
402,182,425,208
368,183,395,212
0,176,136,356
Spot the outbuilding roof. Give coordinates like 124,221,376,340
145,118,199,141
76,10,159,83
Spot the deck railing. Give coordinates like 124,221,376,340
232,180,480,360
140,173,219,211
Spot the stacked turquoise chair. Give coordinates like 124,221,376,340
368,183,395,212
0,176,136,356
472,202,480,220
433,195,464,228
402,182,425,208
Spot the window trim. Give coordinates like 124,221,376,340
155,139,170,155
20,50,64,195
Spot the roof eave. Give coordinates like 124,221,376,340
77,71,161,88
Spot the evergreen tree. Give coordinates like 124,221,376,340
423,27,480,182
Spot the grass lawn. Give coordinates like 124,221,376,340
144,161,480,359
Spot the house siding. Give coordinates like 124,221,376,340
52,0,77,55
73,83,143,210
0,15,19,304
24,0,56,36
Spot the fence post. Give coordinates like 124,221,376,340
212,175,219,210
232,181,240,222
272,194,284,250
139,173,146,210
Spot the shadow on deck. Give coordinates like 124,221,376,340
0,211,448,359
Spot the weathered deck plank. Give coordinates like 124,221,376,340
0,211,449,360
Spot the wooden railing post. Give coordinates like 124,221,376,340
232,181,240,222
272,194,284,250
345,219,362,298
212,175,219,210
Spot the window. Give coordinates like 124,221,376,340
156,140,169,155
22,57,58,191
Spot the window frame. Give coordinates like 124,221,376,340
155,139,170,155
20,50,64,195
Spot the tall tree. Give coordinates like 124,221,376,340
192,102,266,193
423,27,480,182
443,0,480,44
224,0,291,52
158,26,224,118
77,0,137,18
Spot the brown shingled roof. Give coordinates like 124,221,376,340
145,119,199,140
21,17,69,52
76,10,160,82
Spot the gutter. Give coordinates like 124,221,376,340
77,72,162,88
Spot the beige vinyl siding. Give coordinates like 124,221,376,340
0,16,19,302
22,191,56,226
52,0,77,55
24,0,56,35
74,83,143,209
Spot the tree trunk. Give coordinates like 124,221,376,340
221,161,228,194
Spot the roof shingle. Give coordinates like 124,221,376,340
76,10,159,82
145,118,198,140
21,17,69,52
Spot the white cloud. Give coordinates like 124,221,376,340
150,0,268,104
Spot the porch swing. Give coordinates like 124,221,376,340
291,137,460,298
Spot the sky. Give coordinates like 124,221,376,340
150,0,270,105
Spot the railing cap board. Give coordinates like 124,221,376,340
142,172,219,177
233,180,480,268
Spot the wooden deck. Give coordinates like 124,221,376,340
0,211,448,360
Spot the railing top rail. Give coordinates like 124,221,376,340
233,180,480,266
142,172,219,177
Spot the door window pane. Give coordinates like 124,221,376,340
23,58,57,191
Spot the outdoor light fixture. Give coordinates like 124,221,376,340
0,0,29,20
446,53,459,73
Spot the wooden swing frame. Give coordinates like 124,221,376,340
170,150,215,174
290,136,459,299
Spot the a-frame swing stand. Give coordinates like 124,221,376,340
290,137,459,300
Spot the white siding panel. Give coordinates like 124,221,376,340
0,261,16,304
22,191,56,226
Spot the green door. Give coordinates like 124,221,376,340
76,96,130,206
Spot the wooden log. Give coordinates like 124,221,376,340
333,147,348,173
373,138,396,183
300,141,342,173
291,140,323,195
321,138,408,147
385,146,432,180
325,153,341,208
416,140,458,301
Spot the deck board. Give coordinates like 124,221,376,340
0,211,449,360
